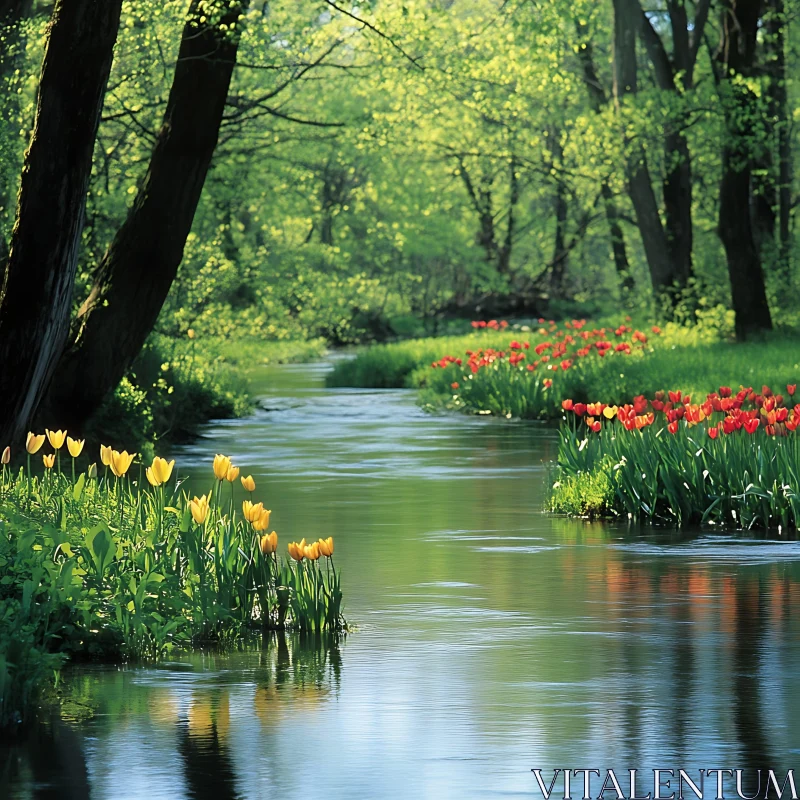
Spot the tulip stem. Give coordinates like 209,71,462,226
26,453,31,509
71,458,76,488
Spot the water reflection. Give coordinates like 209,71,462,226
3,361,800,798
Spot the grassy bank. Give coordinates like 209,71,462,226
327,317,800,421
549,385,800,529
0,444,343,730
88,335,327,455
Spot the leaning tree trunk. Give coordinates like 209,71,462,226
717,0,773,339
0,0,122,448
45,0,248,430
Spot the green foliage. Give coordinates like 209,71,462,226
0,453,345,730
549,455,615,518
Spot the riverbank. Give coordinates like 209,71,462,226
87,335,327,455
326,318,800,420
0,433,343,731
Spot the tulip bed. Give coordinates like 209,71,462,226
549,385,800,530
0,432,345,728
423,318,663,418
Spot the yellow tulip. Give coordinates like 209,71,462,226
318,537,334,557
213,454,231,481
187,328,196,340
110,450,135,478
241,475,256,492
100,444,113,466
67,436,85,458
26,432,45,454
304,542,321,561
602,406,618,420
147,456,175,487
1,446,10,465
88,463,98,479
288,539,306,561
45,429,66,449
260,531,278,555
225,465,240,482
242,500,264,523
189,494,210,524
42,453,55,469
252,508,272,531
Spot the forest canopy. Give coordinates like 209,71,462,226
0,0,796,441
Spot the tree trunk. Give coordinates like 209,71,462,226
717,0,773,339
600,181,634,296
575,25,634,296
663,131,693,289
549,181,569,298
0,0,121,447
612,0,674,302
45,0,248,430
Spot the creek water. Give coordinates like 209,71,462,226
3,358,800,799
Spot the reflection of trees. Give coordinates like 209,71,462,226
732,575,773,794
0,716,91,800
177,631,343,799
180,691,241,800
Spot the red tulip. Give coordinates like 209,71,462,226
562,399,574,411
573,403,587,417
543,379,553,388
451,382,459,390
788,384,796,396
708,426,719,439
668,421,679,434
719,386,732,398
744,418,760,434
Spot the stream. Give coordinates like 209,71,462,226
3,358,800,799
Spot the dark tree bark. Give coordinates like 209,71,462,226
0,0,122,447
717,0,773,338
45,0,249,429
612,0,675,300
637,0,711,297
575,25,634,296
548,132,569,297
